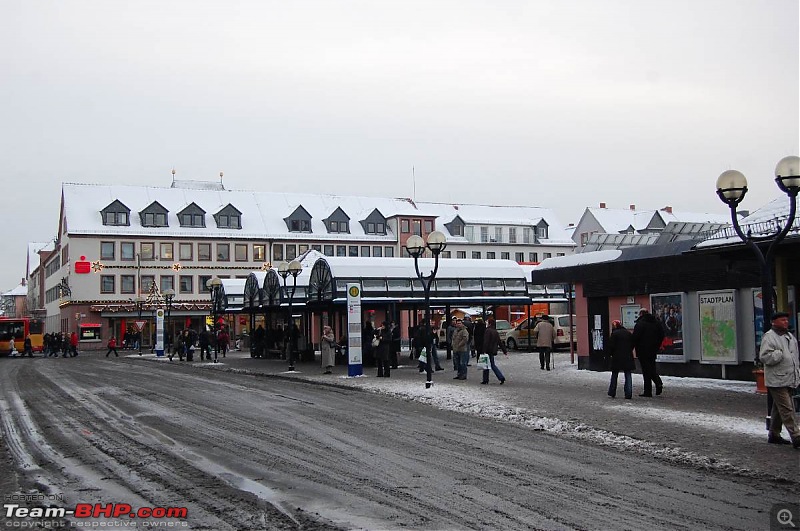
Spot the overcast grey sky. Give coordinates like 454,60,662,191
1,0,798,291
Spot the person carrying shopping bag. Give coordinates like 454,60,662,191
480,318,507,384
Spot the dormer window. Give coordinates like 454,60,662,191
360,209,388,235
105,211,129,225
535,219,549,240
214,204,242,229
101,200,131,227
328,220,349,233
284,205,313,233
291,219,311,232
178,203,206,228
323,207,351,234
444,215,465,237
139,201,169,228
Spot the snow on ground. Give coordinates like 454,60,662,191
338,374,754,475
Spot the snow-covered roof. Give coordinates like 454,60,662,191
660,209,731,225
587,207,654,234
27,241,53,274
306,251,528,280
61,182,425,241
695,195,799,249
3,283,28,297
587,207,730,235
416,201,574,245
535,250,623,271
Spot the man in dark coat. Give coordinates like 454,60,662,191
390,321,401,369
473,317,486,356
632,309,665,397
607,320,635,399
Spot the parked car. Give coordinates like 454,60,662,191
506,315,576,350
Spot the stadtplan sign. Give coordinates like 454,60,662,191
346,283,363,377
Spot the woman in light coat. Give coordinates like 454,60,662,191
320,325,336,374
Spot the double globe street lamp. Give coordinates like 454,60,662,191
207,277,223,363
716,155,799,430
277,260,303,372
715,155,800,333
404,231,448,389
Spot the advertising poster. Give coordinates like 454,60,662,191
753,287,797,353
698,290,738,363
650,293,685,362
620,304,641,330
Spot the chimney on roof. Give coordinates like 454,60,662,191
599,202,606,208
630,204,636,210
662,205,673,214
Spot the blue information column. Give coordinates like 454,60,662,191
346,283,363,376
155,308,165,357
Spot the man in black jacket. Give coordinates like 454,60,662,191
632,309,665,397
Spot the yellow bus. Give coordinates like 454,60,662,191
0,317,44,355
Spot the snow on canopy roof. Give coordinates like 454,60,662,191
534,250,623,271
301,250,527,280
695,194,799,249
61,182,424,240
220,278,247,295
416,201,574,245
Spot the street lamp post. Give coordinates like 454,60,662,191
715,155,799,429
404,231,447,389
163,288,175,360
715,156,800,335
277,260,302,372
134,296,146,355
207,277,223,363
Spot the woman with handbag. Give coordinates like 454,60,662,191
320,325,336,374
481,319,507,385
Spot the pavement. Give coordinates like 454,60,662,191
111,347,800,487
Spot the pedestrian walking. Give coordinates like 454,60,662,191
69,331,79,357
481,318,507,385
9,337,18,357
452,319,470,380
759,312,800,448
218,327,230,358
23,335,33,357
606,320,635,399
632,308,665,397
375,321,392,377
106,336,119,357
447,316,457,368
473,317,486,357
320,325,336,374
533,315,557,370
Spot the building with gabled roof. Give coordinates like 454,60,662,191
571,202,732,249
